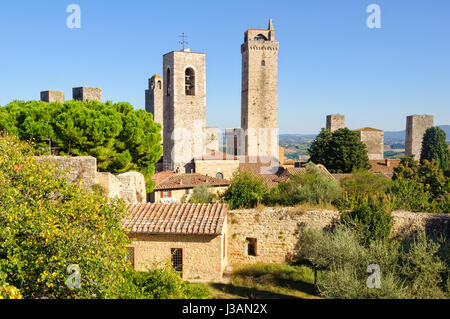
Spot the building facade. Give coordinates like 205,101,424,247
145,74,164,134
326,114,346,132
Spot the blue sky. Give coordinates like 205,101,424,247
0,0,449,134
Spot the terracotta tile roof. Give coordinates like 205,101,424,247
332,173,354,182
353,127,384,132
154,173,230,191
238,158,335,188
123,203,228,235
195,148,238,160
152,171,177,184
369,159,401,178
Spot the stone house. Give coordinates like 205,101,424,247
149,172,230,203
124,203,229,282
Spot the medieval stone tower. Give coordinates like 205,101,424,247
145,74,164,133
241,19,279,158
405,114,434,160
326,114,346,132
162,49,207,173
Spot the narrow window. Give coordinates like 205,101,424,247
166,68,171,96
216,172,224,179
234,136,238,156
246,238,257,256
185,68,195,96
171,248,183,277
261,60,265,66
157,80,161,89
126,247,135,267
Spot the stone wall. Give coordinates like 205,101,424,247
36,156,146,203
194,159,240,180
228,207,450,265
36,156,97,189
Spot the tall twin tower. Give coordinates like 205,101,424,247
146,19,279,173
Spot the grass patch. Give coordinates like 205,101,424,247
197,263,321,299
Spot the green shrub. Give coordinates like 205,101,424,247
342,197,393,244
264,163,340,206
421,126,449,172
125,262,209,299
222,169,268,210
189,185,214,204
296,224,448,299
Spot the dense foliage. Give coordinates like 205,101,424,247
222,170,268,210
421,126,449,172
189,185,214,204
342,198,393,244
308,128,371,173
264,163,340,206
297,224,449,299
121,262,209,299
0,100,162,191
0,134,131,298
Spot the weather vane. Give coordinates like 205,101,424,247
179,32,188,51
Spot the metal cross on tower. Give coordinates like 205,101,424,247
179,32,188,51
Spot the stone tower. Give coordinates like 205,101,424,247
162,49,206,173
145,74,164,133
326,114,346,132
241,19,279,158
40,91,65,103
73,87,102,102
405,114,434,160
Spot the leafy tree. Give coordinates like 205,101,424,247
421,126,449,172
308,128,370,173
222,169,268,210
0,134,132,299
0,100,162,191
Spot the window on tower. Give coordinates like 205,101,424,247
254,34,267,41
166,69,171,96
157,80,161,89
185,68,195,96
261,60,265,66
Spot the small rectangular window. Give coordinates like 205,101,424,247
171,248,183,277
246,238,257,256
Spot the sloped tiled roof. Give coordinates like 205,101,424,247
353,127,384,132
123,203,228,235
152,171,177,184
154,173,230,191
369,159,401,178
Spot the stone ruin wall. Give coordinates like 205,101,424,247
35,156,146,203
228,207,449,265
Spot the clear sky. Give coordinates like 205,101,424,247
0,0,449,134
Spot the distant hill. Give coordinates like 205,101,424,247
385,125,450,142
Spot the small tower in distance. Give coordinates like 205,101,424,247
326,114,346,132
145,74,164,133
241,19,279,158
405,114,434,160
